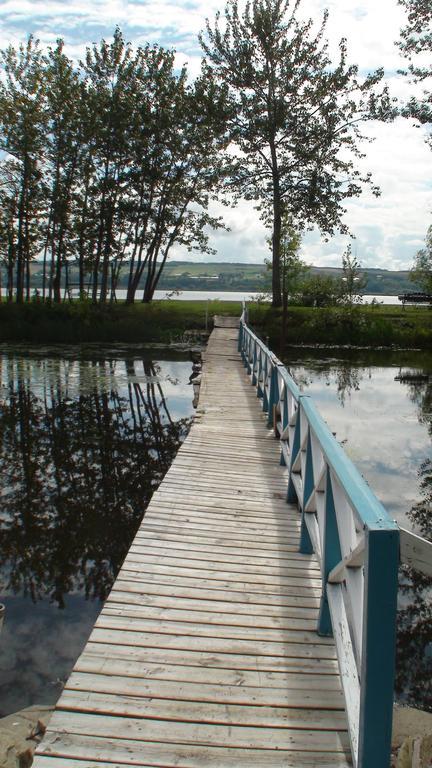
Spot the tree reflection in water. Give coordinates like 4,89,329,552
290,353,432,712
395,370,432,712
290,360,366,407
0,351,193,713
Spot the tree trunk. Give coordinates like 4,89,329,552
15,166,28,304
270,142,282,308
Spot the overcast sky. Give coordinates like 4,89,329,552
0,0,430,269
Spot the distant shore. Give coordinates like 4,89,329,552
0,300,431,349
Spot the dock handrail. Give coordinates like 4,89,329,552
239,313,401,768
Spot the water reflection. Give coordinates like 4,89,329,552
0,348,194,715
397,457,432,712
286,348,432,712
287,349,432,526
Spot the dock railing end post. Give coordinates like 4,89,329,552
357,525,399,768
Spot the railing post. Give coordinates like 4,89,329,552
299,425,314,555
287,411,300,503
266,364,278,428
237,321,243,353
251,341,257,385
357,525,399,768
262,357,269,412
257,352,264,399
317,468,342,637
246,336,252,374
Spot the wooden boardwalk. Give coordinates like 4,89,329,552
34,321,351,767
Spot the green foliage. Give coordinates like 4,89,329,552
0,300,242,343
200,0,395,306
296,274,342,307
398,0,432,146
264,215,308,299
340,245,367,305
1,299,431,349
0,30,229,305
410,226,432,293
248,303,432,348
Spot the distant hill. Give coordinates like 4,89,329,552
5,261,417,295
156,262,415,295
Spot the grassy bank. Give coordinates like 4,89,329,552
0,300,242,344
0,300,431,349
248,303,432,350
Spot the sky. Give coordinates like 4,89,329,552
0,0,430,270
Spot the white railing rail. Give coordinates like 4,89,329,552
399,527,432,577
239,312,402,768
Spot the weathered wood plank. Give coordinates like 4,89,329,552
42,710,350,751
107,588,320,618
112,578,322,606
63,675,345,711
59,689,347,729
89,627,338,659
128,540,315,566
75,654,342,689
103,601,318,630
83,640,340,673
36,733,351,767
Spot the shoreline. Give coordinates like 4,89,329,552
0,301,431,349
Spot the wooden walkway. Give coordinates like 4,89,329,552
34,321,351,767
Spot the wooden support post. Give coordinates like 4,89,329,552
300,429,314,555
318,469,342,637
357,525,399,768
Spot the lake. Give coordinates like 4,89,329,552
12,288,401,303
101,289,403,304
0,344,430,715
0,345,196,716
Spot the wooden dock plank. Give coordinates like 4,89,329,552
34,322,350,767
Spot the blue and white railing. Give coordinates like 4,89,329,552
238,307,400,768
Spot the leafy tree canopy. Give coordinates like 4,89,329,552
200,0,396,306
340,245,367,305
410,225,432,293
0,30,230,304
398,0,432,144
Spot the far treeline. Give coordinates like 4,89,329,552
8,261,420,296
0,0,430,308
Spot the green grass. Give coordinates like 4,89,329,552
248,303,432,350
0,299,243,344
0,299,430,349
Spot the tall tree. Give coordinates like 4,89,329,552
43,40,83,302
410,225,432,293
340,245,367,305
265,214,308,347
125,54,229,303
200,0,394,306
398,0,432,146
0,37,47,302
0,30,229,304
81,29,136,303
0,160,20,301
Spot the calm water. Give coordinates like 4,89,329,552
117,290,402,304
22,288,400,303
0,345,195,716
286,348,432,711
